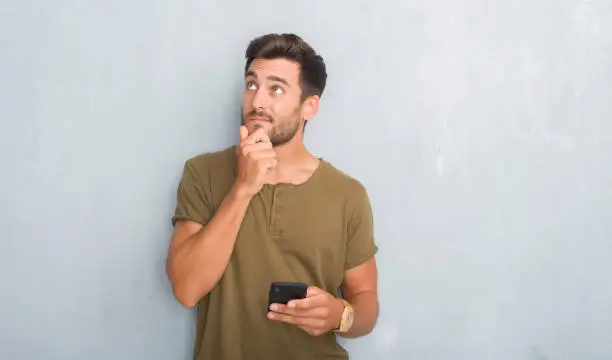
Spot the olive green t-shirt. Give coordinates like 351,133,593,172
171,146,378,360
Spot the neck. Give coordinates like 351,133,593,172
273,134,313,167
267,135,320,185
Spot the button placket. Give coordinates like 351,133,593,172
269,187,283,235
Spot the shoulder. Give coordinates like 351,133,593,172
183,146,236,178
318,161,374,232
179,147,237,207
318,160,370,201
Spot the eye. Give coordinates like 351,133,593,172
271,86,284,95
246,81,257,91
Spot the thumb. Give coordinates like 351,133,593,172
239,126,248,141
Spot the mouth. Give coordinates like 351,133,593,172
247,116,271,123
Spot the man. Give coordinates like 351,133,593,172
166,33,379,360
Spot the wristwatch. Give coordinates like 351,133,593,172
334,298,355,333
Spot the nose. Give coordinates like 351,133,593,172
251,88,266,110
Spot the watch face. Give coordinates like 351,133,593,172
346,311,354,329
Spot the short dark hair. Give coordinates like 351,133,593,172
245,33,327,101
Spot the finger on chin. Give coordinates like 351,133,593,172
239,126,248,140
252,127,270,141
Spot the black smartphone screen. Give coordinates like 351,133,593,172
267,282,308,310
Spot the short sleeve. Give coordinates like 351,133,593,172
344,184,378,270
171,161,213,227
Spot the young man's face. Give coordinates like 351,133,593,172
241,58,312,146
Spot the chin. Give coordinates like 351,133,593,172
246,121,271,132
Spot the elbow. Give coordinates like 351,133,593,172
168,274,213,309
171,285,201,309
166,274,199,309
178,298,198,309
166,265,200,308
166,264,215,308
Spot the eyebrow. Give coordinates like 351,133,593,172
245,70,290,87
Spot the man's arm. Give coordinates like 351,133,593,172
166,185,251,308
338,181,379,337
338,256,379,338
166,127,275,308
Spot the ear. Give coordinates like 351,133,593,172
301,95,320,121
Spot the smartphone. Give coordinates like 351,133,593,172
267,281,308,310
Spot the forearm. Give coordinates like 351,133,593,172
339,290,379,338
167,186,251,307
